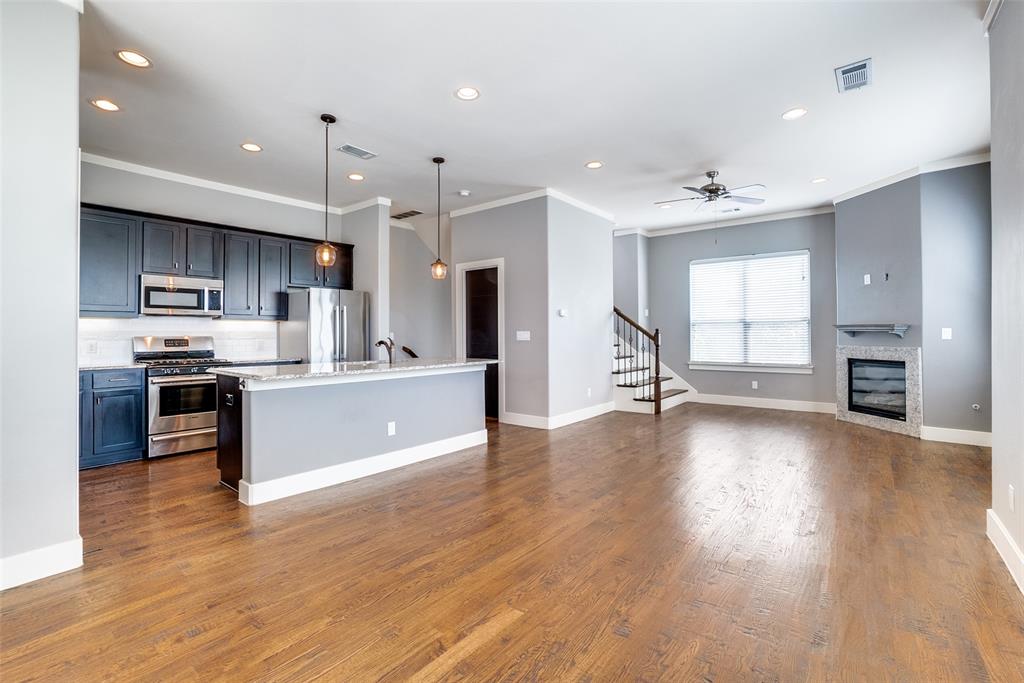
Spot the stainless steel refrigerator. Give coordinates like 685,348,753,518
279,289,370,362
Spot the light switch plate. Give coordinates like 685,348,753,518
387,421,396,436
941,327,953,340
751,380,758,390
516,330,531,341
863,273,871,285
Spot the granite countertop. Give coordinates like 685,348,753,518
210,357,497,382
79,363,146,371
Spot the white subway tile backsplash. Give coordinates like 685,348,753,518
79,317,279,365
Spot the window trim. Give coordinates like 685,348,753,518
688,249,813,371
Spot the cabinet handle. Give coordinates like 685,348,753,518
247,305,251,310
95,396,100,405
174,261,179,269
106,377,130,382
188,263,193,269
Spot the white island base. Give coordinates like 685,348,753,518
212,359,493,505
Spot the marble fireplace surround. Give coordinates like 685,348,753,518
836,345,922,437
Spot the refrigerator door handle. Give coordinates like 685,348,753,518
342,305,349,360
332,305,341,361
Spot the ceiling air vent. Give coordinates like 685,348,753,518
337,144,377,160
835,58,872,93
391,210,422,220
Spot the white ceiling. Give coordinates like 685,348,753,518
80,1,991,229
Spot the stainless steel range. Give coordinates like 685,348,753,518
134,336,226,457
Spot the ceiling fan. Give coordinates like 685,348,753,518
655,170,766,211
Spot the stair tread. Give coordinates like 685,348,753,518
617,376,672,388
613,354,634,360
633,388,688,403
611,366,649,375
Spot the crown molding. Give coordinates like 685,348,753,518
625,206,835,239
832,152,991,204
449,188,614,223
57,0,84,12
983,0,1004,36
80,153,389,216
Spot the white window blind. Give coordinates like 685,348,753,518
689,250,811,367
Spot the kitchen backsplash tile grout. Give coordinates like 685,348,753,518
79,317,279,365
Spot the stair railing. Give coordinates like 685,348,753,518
613,306,663,414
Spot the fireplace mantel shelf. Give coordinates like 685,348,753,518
835,324,911,339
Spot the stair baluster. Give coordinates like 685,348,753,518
613,306,678,415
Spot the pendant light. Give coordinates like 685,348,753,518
430,156,448,280
315,113,338,268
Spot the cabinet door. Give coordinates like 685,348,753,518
79,373,92,461
288,241,323,287
92,387,145,455
142,220,186,275
80,210,140,316
324,244,353,289
258,238,289,319
185,226,224,278
223,233,258,317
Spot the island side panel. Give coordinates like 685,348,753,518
216,374,244,490
244,368,486,485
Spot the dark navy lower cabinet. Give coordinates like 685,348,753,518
80,369,147,469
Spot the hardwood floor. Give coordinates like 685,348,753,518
2,405,1023,681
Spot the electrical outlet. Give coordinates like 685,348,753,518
516,330,531,341
863,273,871,285
751,380,758,390
387,421,396,437
644,308,649,317
587,387,592,398
1010,485,1016,513
85,341,98,354
941,327,953,340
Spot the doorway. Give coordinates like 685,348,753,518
465,267,499,418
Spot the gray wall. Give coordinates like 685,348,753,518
637,234,650,326
344,204,390,356
389,226,452,358
835,177,923,348
647,213,837,403
613,234,639,321
920,164,991,432
245,371,484,482
547,198,614,415
1,1,82,574
451,197,549,417
988,0,1024,563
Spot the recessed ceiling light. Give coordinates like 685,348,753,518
458,189,472,197
240,142,262,152
116,50,151,68
811,177,828,184
454,87,480,101
585,160,603,169
90,99,120,112
347,173,365,181
781,107,808,121
660,204,673,209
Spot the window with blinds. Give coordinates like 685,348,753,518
689,250,811,367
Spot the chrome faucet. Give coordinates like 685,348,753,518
375,336,395,363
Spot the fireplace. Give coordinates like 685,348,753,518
847,358,907,421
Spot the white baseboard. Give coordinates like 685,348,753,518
921,425,992,447
689,393,837,414
987,509,1024,595
239,429,488,505
503,402,615,430
1,536,83,591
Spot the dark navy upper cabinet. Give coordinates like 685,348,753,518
324,244,353,289
185,225,224,278
258,238,289,319
80,209,141,317
223,232,258,318
80,369,146,469
288,241,322,287
142,220,186,275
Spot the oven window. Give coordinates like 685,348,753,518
145,287,203,309
159,383,216,417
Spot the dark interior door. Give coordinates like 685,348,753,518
465,267,499,419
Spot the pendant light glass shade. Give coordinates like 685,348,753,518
431,156,448,280
317,113,338,269
315,242,337,267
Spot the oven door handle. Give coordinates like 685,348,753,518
148,376,217,386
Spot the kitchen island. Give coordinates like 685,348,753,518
211,359,495,505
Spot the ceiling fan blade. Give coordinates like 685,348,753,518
727,195,766,205
694,200,708,212
654,197,699,205
727,184,766,194
682,186,708,196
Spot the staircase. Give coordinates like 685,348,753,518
613,307,687,415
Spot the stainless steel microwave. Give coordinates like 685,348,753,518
140,274,223,317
